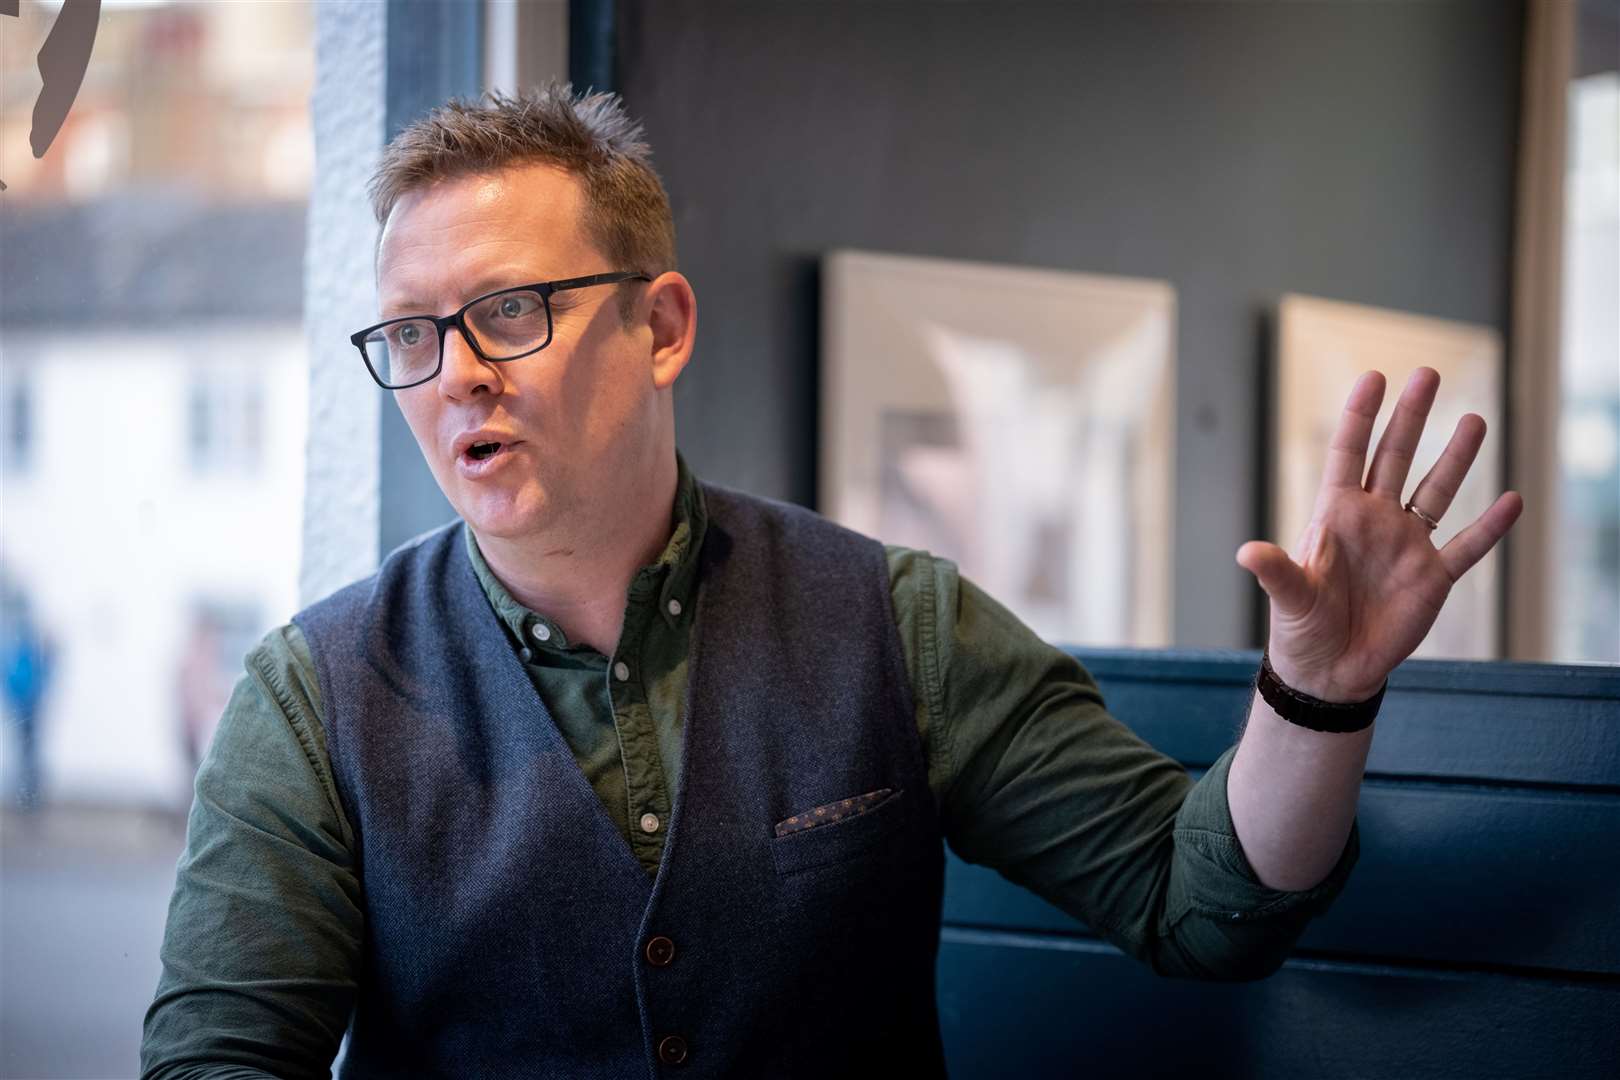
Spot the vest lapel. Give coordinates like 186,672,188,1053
446,525,654,891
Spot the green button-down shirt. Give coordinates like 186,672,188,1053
142,453,1356,1080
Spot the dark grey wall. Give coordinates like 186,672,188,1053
1577,0,1620,77
618,0,1523,647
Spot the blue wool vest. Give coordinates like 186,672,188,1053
292,483,946,1078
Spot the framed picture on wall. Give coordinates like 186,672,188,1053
1274,294,1505,659
820,250,1176,648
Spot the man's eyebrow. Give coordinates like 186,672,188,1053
381,271,551,315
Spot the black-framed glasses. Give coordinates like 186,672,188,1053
349,270,651,389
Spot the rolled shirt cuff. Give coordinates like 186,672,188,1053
1166,744,1360,925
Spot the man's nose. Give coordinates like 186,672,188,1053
437,323,501,399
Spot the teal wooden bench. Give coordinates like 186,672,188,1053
936,649,1620,1079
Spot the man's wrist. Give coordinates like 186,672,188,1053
1264,647,1383,704
1256,650,1384,734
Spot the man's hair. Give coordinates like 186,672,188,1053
368,84,677,318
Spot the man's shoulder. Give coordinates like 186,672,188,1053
695,481,963,600
294,518,464,626
698,479,878,550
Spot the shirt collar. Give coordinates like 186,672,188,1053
463,450,708,655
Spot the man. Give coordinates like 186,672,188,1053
142,86,1522,1078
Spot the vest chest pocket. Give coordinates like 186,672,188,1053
770,787,906,876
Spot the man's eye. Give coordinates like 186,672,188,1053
497,294,540,318
385,323,424,348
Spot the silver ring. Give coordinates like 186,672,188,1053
1404,500,1441,532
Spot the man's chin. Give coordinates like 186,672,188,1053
452,488,552,542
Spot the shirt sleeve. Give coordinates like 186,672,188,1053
887,546,1357,981
141,623,362,1080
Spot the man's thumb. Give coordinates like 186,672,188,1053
1235,541,1313,615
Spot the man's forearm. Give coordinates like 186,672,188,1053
1225,689,1373,892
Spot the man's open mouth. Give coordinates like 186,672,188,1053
466,441,502,462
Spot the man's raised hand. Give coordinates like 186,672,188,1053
1236,367,1524,702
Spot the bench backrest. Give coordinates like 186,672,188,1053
937,649,1620,1078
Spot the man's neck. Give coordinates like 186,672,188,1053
473,454,680,657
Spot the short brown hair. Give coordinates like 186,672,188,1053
369,84,677,314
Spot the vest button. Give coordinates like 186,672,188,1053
645,935,676,967
657,1034,689,1065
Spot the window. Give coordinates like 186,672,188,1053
0,3,314,1072
1556,70,1620,661
186,370,265,476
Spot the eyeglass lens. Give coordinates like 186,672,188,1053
362,288,552,387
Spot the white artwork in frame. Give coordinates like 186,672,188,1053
1275,294,1505,660
820,250,1175,648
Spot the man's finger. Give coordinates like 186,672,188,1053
1365,367,1441,499
1438,491,1525,582
1320,371,1386,490
1406,413,1487,523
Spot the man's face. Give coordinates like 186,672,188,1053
376,163,659,543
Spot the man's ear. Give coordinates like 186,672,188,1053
644,272,697,390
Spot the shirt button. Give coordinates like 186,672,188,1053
531,622,551,642
640,812,661,834
667,598,682,617
613,661,630,682
518,647,533,663
645,935,676,967
657,1034,688,1066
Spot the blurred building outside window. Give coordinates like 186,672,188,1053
1,0,311,812
1556,68,1620,663
2,2,314,1070
187,364,267,477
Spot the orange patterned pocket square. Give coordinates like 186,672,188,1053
774,788,895,837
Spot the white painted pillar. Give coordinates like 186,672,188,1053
300,0,386,606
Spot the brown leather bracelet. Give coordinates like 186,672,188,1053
1255,650,1384,733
